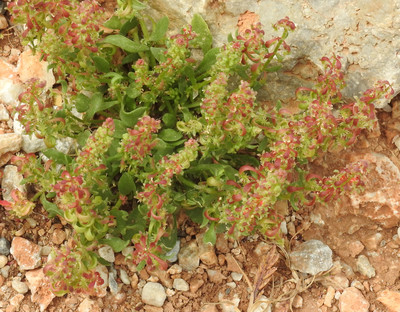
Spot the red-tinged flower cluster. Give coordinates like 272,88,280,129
132,234,168,271
0,189,35,218
119,116,161,171
304,161,369,205
53,171,90,214
170,25,197,48
136,139,199,220
200,76,261,154
43,242,103,296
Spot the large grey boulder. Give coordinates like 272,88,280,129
147,0,400,108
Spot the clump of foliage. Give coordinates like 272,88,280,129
4,0,393,295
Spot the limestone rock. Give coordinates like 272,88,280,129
10,237,41,270
16,49,55,91
147,0,400,109
1,165,26,202
0,58,22,106
25,268,56,312
289,240,333,275
141,282,167,307
347,153,400,228
338,287,369,312
0,133,22,156
377,290,400,312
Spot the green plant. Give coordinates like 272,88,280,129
4,0,393,295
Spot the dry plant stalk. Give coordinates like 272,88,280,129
248,244,279,310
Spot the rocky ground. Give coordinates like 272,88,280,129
1,3,400,312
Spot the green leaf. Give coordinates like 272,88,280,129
159,129,182,142
75,94,90,113
77,130,91,147
85,93,118,120
118,172,136,195
113,119,128,139
191,14,212,53
99,237,129,252
195,47,219,75
40,194,63,218
120,106,146,127
120,17,139,36
185,207,205,225
162,113,176,128
104,16,123,29
92,56,110,73
102,35,149,53
149,16,169,42
126,87,141,99
42,149,72,165
150,47,167,62
136,260,146,271
203,222,216,245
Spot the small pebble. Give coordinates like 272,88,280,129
1,265,10,278
119,269,130,285
231,272,243,281
40,246,52,256
0,255,7,268
99,246,115,263
226,282,236,289
0,14,7,30
167,264,182,275
292,295,303,308
108,272,119,294
173,278,189,291
51,229,66,245
0,237,11,255
26,217,37,228
356,255,376,278
141,282,166,307
11,279,29,294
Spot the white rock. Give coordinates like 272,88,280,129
148,1,400,108
0,104,9,120
0,133,22,156
0,78,23,106
218,292,241,312
11,279,29,294
173,278,189,291
356,255,376,278
98,246,115,263
141,282,167,307
119,269,130,285
252,295,271,312
1,265,10,277
2,165,26,202
56,137,77,155
231,272,243,281
167,264,182,275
